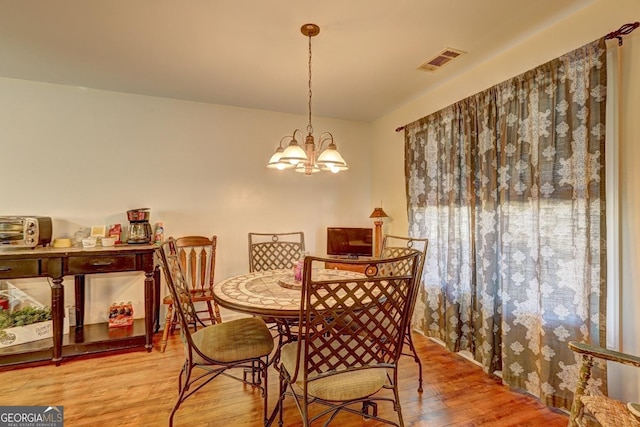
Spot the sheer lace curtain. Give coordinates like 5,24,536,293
405,38,607,410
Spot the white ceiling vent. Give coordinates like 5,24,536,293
418,47,466,72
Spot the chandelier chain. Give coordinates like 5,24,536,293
307,32,313,136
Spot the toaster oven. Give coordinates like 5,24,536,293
0,216,53,249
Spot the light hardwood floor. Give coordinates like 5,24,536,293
0,330,569,426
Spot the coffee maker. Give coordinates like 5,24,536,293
126,208,153,244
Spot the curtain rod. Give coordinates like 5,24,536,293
605,21,639,46
394,21,640,133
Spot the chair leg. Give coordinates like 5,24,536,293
362,401,378,419
405,330,423,392
204,301,217,325
393,382,405,427
243,360,263,386
261,359,269,426
169,362,192,427
212,301,222,323
160,304,174,353
170,309,180,335
277,370,286,427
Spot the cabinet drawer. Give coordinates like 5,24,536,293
0,259,42,279
68,255,136,274
325,262,367,273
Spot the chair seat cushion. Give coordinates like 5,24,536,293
581,396,640,427
280,338,388,402
191,317,274,364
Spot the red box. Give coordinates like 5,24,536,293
108,302,134,328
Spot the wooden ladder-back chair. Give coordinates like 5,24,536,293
248,231,305,272
158,238,274,427
159,235,222,353
380,234,428,392
273,251,421,427
568,341,640,427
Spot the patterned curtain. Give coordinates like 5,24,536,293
405,38,607,410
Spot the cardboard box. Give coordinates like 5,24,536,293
0,282,70,348
108,302,134,328
0,307,70,348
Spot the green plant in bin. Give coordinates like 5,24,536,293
0,306,52,329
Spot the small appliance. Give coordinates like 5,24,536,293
126,209,153,244
0,216,52,249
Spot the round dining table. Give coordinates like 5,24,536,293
212,268,365,320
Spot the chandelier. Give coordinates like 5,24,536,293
267,23,348,176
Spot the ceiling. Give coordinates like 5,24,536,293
0,0,595,122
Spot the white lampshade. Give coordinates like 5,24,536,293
267,148,294,170
280,140,308,165
317,146,347,171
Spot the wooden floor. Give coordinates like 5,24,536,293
0,331,569,427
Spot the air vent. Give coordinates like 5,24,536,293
418,47,466,72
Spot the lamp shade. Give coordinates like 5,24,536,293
267,147,295,170
317,146,347,169
280,140,308,165
369,208,389,219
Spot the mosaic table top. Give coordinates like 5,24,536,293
213,268,364,319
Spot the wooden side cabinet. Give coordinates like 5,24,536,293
325,259,371,273
0,244,158,370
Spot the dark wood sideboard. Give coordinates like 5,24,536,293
0,244,160,370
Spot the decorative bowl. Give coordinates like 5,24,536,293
101,237,116,247
82,237,97,248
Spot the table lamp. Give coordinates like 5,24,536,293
369,207,389,257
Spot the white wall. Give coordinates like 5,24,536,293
370,0,640,402
1,77,372,323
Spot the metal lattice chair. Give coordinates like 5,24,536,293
568,341,640,427
248,231,305,340
272,251,421,427
379,235,428,392
248,231,305,272
159,235,222,353
158,238,274,427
